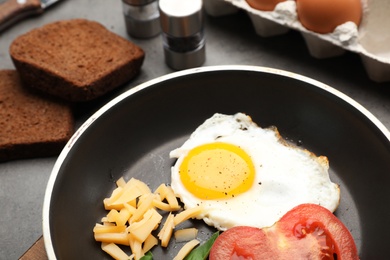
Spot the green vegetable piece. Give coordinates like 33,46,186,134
184,231,220,260
140,251,153,260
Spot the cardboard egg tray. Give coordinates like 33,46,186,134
204,0,390,83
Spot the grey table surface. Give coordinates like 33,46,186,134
1,0,390,259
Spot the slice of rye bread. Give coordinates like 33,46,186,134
0,70,74,162
9,19,145,102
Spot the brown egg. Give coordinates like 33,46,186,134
296,0,362,34
246,0,287,11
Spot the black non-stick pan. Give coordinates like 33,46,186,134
43,65,390,259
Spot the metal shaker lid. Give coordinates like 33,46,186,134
122,0,160,38
123,0,155,5
159,0,203,37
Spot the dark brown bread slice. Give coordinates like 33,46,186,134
9,19,145,102
0,70,74,162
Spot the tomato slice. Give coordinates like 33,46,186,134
209,226,273,259
276,203,358,259
209,204,358,260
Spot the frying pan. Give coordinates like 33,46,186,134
43,65,390,259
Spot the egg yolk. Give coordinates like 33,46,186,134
179,142,255,200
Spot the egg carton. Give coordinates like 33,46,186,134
204,0,390,83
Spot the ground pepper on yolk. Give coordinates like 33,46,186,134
179,142,256,200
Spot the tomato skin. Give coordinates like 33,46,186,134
246,0,287,11
209,204,358,260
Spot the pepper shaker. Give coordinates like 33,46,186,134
159,0,205,70
122,0,161,38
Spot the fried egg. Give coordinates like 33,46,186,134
170,113,340,231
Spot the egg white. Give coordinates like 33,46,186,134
170,113,340,231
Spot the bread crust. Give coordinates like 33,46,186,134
10,19,145,102
0,70,74,162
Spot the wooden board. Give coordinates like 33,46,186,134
19,236,48,260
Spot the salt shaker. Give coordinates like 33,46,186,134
122,0,161,38
159,0,205,70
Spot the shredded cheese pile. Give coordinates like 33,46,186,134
93,177,203,260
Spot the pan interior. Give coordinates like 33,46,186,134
46,67,390,259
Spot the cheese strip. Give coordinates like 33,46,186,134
130,194,155,223
143,234,158,253
129,233,143,260
174,206,203,226
173,239,200,260
94,232,130,246
104,187,124,210
116,177,127,188
158,212,175,247
155,184,180,210
174,228,198,242
101,242,132,260
93,224,126,234
152,199,174,211
128,208,162,242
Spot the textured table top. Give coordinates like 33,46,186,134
1,0,390,259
